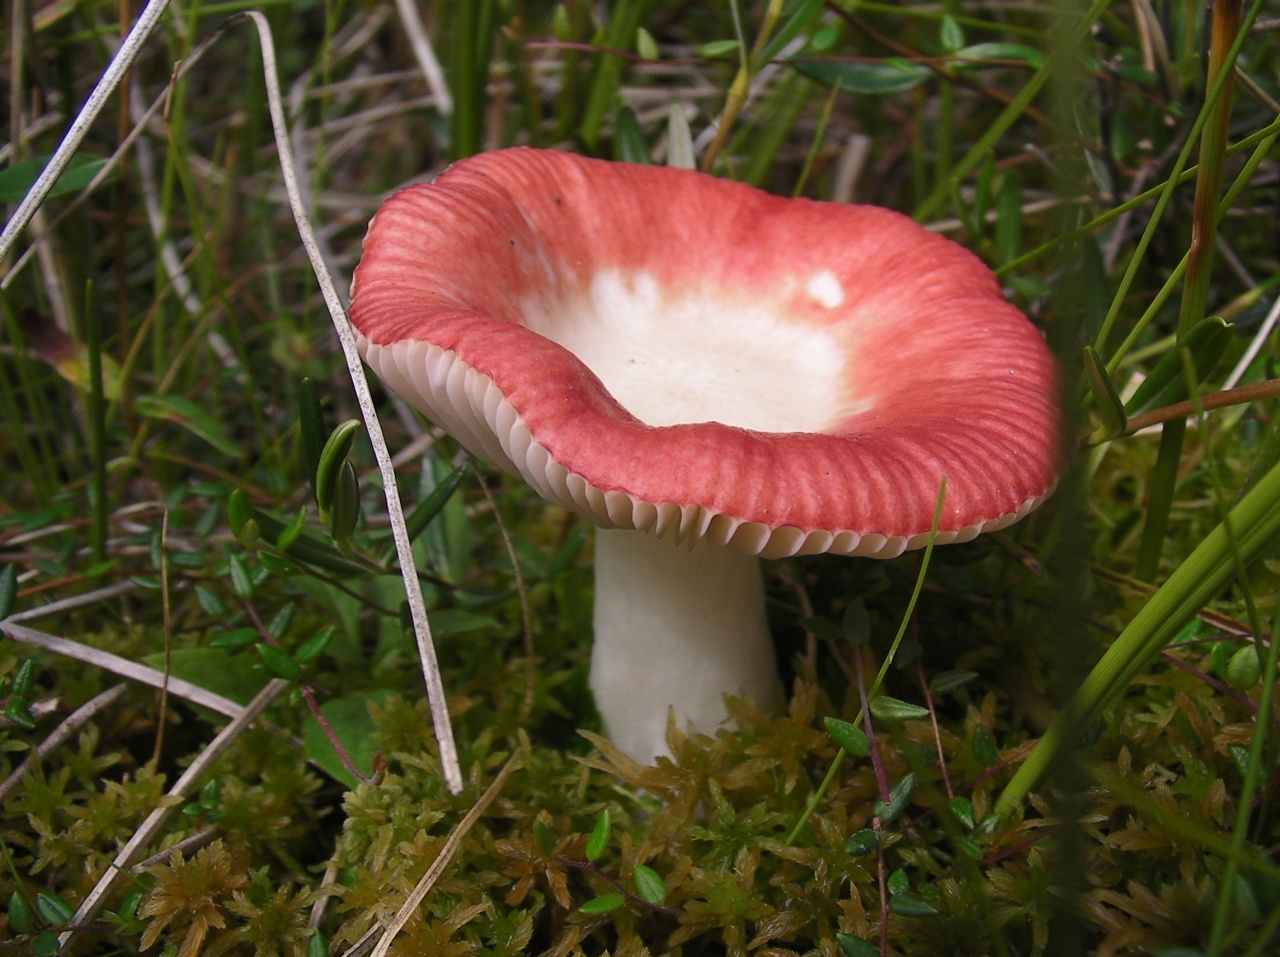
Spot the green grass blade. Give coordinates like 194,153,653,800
997,456,1280,818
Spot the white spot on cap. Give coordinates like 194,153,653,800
806,270,845,308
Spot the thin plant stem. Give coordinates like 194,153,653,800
786,479,948,844
1135,0,1244,581
237,10,463,794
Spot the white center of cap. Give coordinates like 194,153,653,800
523,269,845,432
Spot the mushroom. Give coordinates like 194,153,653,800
349,147,1061,763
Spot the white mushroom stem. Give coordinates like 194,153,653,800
589,528,782,763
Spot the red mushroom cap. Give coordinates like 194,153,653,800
350,148,1061,560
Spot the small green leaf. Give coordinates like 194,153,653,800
236,517,261,546
210,627,258,650
259,552,300,577
972,728,998,766
845,828,879,856
12,659,35,697
868,696,930,721
825,717,870,757
797,616,844,642
404,463,470,542
1226,645,1262,690
930,670,978,694
8,892,32,933
889,891,938,917
837,932,879,957
579,893,625,915
551,3,572,41
329,460,361,542
841,599,870,644
956,835,984,859
953,42,1046,71
793,59,931,94
0,565,16,619
315,419,362,515
533,820,557,856
1229,743,1250,776
632,865,666,904
267,602,296,640
256,643,301,681
874,772,915,821
808,25,839,52
887,868,910,896
135,394,240,457
307,930,329,957
35,892,73,926
949,795,975,830
635,26,658,59
667,104,695,170
1084,345,1128,440
227,553,254,599
973,813,1001,838
295,627,335,664
893,638,923,669
586,809,611,862
939,15,964,54
613,105,653,165
5,698,36,730
33,932,61,957
277,507,308,552
200,778,220,804
763,0,823,62
700,39,740,58
227,489,252,538
115,890,142,923
0,154,113,203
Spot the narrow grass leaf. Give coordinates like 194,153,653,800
403,462,469,543
998,456,1280,815
0,565,16,619
135,395,240,457
1124,317,1233,416
1084,345,1127,440
298,378,325,483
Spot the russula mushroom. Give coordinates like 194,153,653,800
349,147,1061,763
